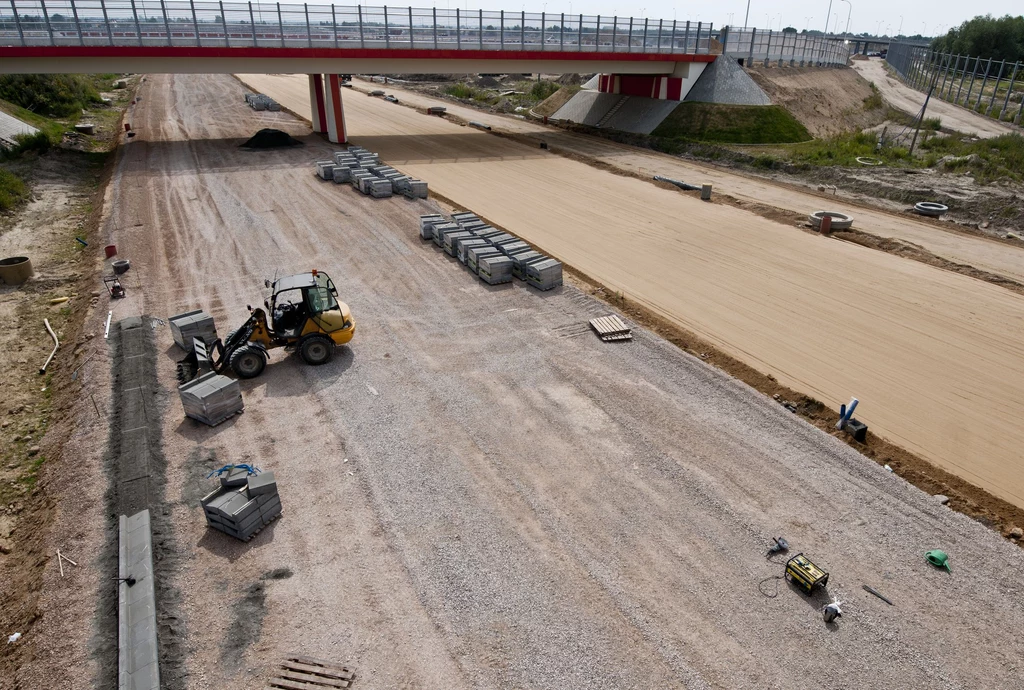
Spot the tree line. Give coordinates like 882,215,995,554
932,14,1024,63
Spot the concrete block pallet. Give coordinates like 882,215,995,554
178,372,244,426
169,309,217,351
201,470,281,541
316,150,428,199
420,212,563,292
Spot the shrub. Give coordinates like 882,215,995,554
0,74,101,117
0,169,28,212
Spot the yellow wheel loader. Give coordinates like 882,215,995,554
177,270,355,382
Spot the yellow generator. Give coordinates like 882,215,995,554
785,553,829,595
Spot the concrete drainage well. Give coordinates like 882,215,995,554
914,202,949,217
0,256,33,285
809,211,854,231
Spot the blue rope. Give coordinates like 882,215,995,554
206,463,261,479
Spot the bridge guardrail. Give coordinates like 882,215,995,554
722,27,851,68
0,1,715,55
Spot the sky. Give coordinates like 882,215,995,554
434,1,1023,37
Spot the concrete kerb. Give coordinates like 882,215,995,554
118,509,160,690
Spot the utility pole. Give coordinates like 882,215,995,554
823,0,833,35
744,0,751,29
841,0,851,36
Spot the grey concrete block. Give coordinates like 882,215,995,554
247,471,277,496
118,510,160,690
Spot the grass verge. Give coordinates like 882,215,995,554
651,102,811,145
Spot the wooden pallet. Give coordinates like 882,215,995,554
589,315,632,341
269,655,356,689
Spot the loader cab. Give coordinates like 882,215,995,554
265,271,353,343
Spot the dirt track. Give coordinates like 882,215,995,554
43,72,1023,690
242,73,1024,511
249,74,1024,286
853,58,1018,138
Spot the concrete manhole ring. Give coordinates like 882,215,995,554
914,201,949,217
856,156,884,166
809,211,854,230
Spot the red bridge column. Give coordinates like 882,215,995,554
308,74,326,134
324,74,348,144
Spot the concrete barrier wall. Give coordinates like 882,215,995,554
118,510,160,690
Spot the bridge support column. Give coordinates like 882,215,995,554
324,74,348,144
308,74,326,134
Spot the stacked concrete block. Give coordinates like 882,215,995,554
500,241,532,256
200,470,281,541
178,372,244,426
389,176,412,195
511,251,548,280
443,231,474,256
467,245,503,274
368,178,393,198
169,310,218,351
524,258,564,291
407,180,429,198
245,93,279,110
487,233,517,247
420,214,445,240
331,166,352,184
478,255,514,284
451,233,484,257
351,170,374,190
315,160,337,180
458,238,490,264
451,212,479,224
334,152,358,166
433,223,462,248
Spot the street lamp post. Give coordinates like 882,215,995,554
840,0,851,36
823,0,833,35
744,0,751,29
897,15,903,37
804,16,813,31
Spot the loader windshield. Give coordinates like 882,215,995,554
306,277,338,315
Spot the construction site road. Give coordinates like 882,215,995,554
101,72,1024,690
853,58,1019,139
245,74,1024,287
243,73,1024,510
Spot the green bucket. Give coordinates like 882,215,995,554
926,549,951,572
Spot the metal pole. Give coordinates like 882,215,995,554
945,55,962,99
478,8,482,50
275,1,281,47
10,0,24,45
130,0,142,46
454,7,458,49
40,0,53,45
304,3,311,48
956,56,973,105
1017,84,1024,124
974,58,992,110
433,7,437,48
578,12,582,51
331,4,337,48
384,6,390,48
101,0,112,46
239,0,247,45
965,56,981,105
909,84,933,155
70,0,83,46
626,16,631,53
1000,61,1019,120
414,6,418,48
520,11,524,50
683,20,689,54
498,9,501,48
611,15,616,52
220,0,228,46
560,13,564,50
160,0,170,45
986,59,1005,115
938,51,953,95
656,18,662,51
541,12,546,51
357,4,364,48
748,26,755,64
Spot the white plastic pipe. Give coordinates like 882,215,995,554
39,319,59,375
104,310,113,339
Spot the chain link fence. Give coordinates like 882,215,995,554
886,42,1024,125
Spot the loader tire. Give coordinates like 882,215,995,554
299,334,333,365
230,345,266,378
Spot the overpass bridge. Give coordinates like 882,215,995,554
0,1,718,142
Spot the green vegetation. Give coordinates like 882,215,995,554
651,102,810,145
863,83,883,110
932,15,1024,64
922,117,942,131
920,133,1024,183
786,132,912,167
529,80,560,101
443,82,497,104
1,131,52,160
0,74,102,118
0,168,28,212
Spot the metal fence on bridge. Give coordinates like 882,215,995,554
886,42,1024,125
722,27,851,68
0,1,715,54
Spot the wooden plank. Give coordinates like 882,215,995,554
275,669,351,688
270,679,330,690
281,660,355,680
